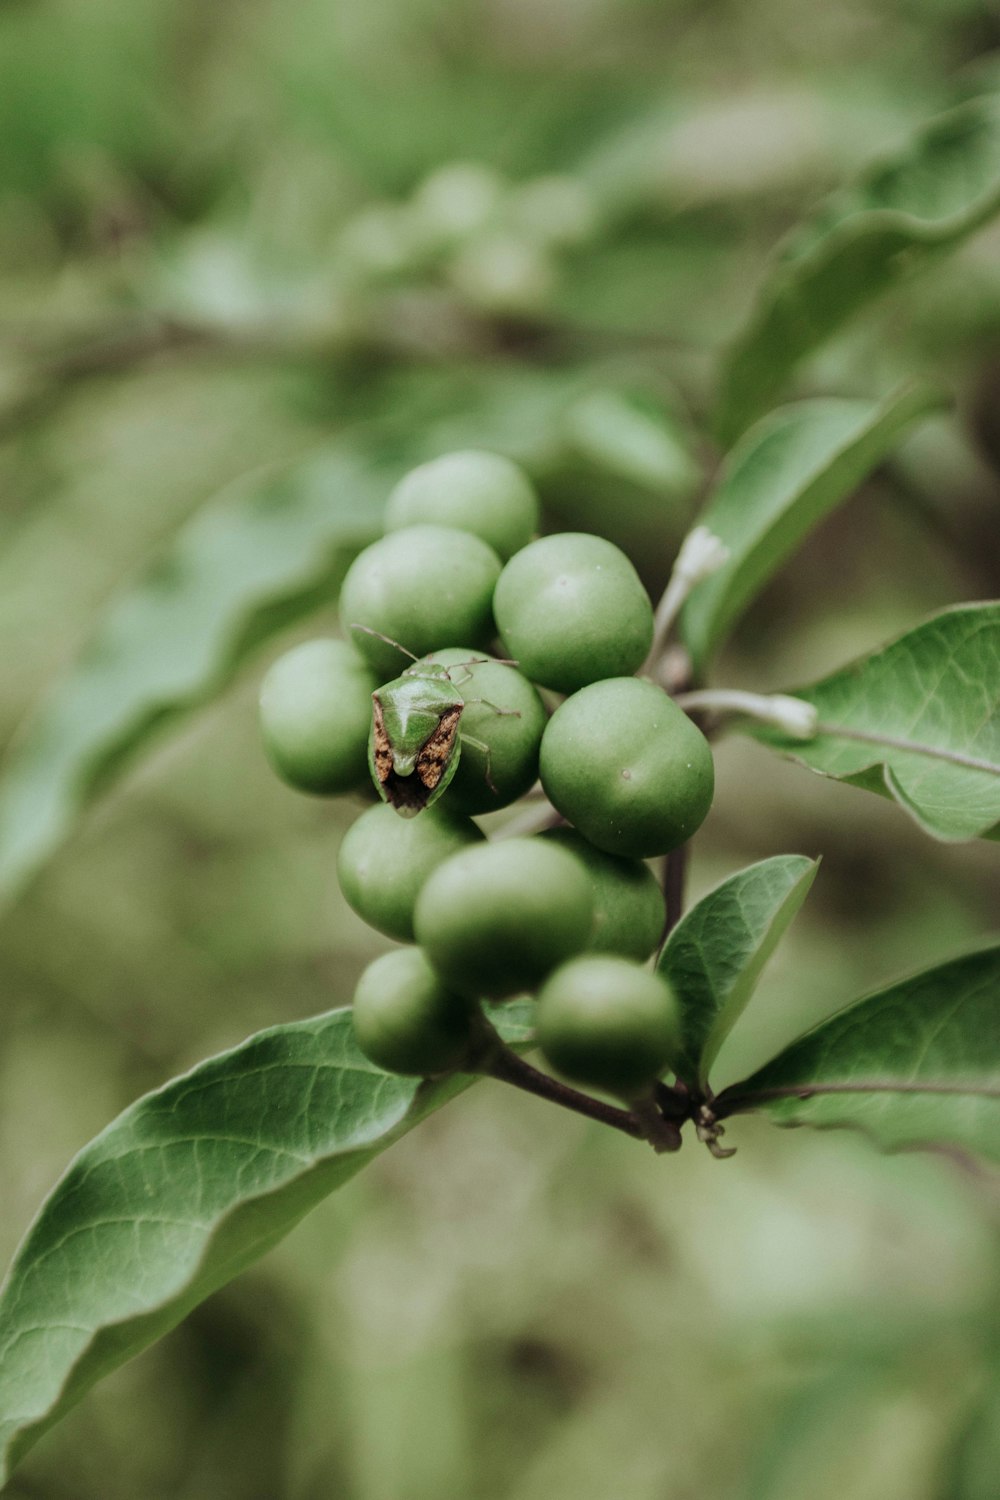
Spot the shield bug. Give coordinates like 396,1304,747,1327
354,628,519,817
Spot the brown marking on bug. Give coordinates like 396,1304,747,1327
416,706,462,790
383,772,433,812
371,697,393,787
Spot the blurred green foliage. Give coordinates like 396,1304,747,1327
1,0,999,1495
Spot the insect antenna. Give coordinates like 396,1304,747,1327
348,623,420,663
422,653,521,669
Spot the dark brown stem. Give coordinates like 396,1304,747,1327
629,1094,683,1153
649,645,697,956
655,1078,693,1121
661,841,689,947
470,1031,649,1142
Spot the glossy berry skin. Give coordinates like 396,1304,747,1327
259,638,377,795
536,956,680,1097
352,948,475,1076
340,525,502,679
384,452,539,562
540,677,714,858
337,802,484,942
414,837,594,999
543,828,665,962
493,532,653,693
421,648,546,814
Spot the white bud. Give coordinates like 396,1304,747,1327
763,695,819,739
673,526,730,586
674,689,819,740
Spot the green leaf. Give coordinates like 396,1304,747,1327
561,388,702,501
717,94,1000,442
679,384,944,675
715,945,1000,1164
659,855,819,1089
0,1001,533,1484
0,447,389,909
747,604,1000,841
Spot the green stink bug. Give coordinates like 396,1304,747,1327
354,629,518,817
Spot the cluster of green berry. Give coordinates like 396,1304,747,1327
259,449,715,1110
337,161,596,314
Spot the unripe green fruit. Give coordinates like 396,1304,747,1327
341,525,502,678
536,956,680,1096
493,532,653,693
414,837,593,999
339,203,419,279
352,948,475,1076
508,175,597,249
384,451,539,562
409,162,505,250
543,828,664,961
259,638,377,795
337,802,484,942
420,647,546,814
449,231,555,315
539,678,714,858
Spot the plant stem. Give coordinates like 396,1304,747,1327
673,689,818,738
471,1032,650,1142
661,841,689,946
629,1094,683,1153
495,796,563,839
642,526,730,676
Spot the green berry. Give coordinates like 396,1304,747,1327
339,203,419,279
352,948,475,1076
259,638,377,795
409,162,505,250
539,677,714,858
449,231,556,315
341,525,502,678
384,452,539,561
420,647,546,814
543,828,665,961
536,956,680,1096
337,802,484,942
414,837,593,999
508,175,597,249
493,532,653,693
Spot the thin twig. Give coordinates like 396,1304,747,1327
494,796,563,838
629,1094,683,1153
661,842,689,948
479,1042,649,1138
674,689,818,739
642,526,730,676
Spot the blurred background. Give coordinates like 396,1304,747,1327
1,0,1000,1495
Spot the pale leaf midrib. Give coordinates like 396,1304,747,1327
813,721,1000,776
725,1077,1000,1110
